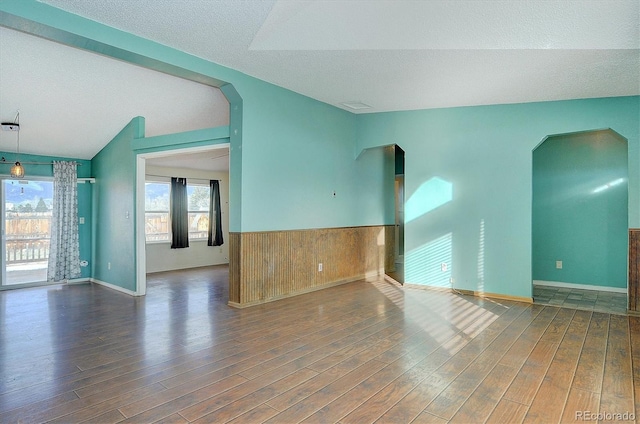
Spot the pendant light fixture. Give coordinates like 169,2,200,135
1,111,25,179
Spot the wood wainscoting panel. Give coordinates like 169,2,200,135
385,225,395,273
229,232,241,304
228,226,393,307
630,229,640,312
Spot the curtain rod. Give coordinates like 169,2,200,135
146,174,222,182
0,158,83,166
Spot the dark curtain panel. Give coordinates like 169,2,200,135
208,179,224,246
170,177,189,249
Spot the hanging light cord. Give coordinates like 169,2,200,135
15,111,20,160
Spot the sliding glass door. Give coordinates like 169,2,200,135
1,179,53,287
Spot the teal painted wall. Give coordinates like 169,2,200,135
235,77,392,231
4,2,637,300
91,118,143,291
0,1,391,232
533,130,628,288
0,151,92,279
356,96,640,299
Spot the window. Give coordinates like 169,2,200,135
187,184,210,240
145,182,170,242
144,181,211,242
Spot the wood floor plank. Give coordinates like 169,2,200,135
340,353,450,424
178,360,331,422
503,308,576,406
160,310,402,390
634,382,640,423
0,339,238,405
0,266,636,424
560,388,600,423
508,348,559,402
79,408,126,424
571,312,609,393
485,399,528,424
191,368,317,423
30,383,165,424
119,370,247,418
422,306,528,420
412,410,449,424
599,314,635,417
225,403,280,424
264,317,444,415
523,310,591,423
151,413,189,424
117,375,248,423
628,316,640,348
375,302,527,423
449,363,519,423
262,359,388,423
300,341,447,424
0,390,79,423
265,314,408,376
498,306,559,369
449,305,547,423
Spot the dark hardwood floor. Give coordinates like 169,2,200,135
0,265,638,423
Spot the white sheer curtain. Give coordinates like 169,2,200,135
47,161,81,281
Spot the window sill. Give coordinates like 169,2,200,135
145,239,210,245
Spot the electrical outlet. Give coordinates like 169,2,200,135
79,217,85,224
441,262,448,272
108,262,111,270
318,263,323,272
556,260,563,269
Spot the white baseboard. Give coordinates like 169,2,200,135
533,280,627,294
90,278,139,296
66,278,91,285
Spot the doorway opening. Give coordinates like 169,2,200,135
387,145,405,284
136,144,230,297
0,178,56,289
531,129,628,314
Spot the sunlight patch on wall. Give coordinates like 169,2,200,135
405,232,452,287
405,177,452,223
477,219,485,293
592,177,625,194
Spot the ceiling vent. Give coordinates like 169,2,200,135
340,101,372,111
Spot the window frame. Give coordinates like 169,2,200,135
186,183,211,241
144,178,212,244
144,180,171,244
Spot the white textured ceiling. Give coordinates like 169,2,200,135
0,27,229,160
1,0,639,161
147,148,230,173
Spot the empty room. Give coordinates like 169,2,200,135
0,1,639,423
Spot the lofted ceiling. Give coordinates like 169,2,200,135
0,26,230,161
1,0,639,164
147,148,230,173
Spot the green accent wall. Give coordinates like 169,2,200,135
0,151,92,279
3,1,638,300
91,118,143,291
0,1,390,232
356,96,640,298
533,130,628,288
